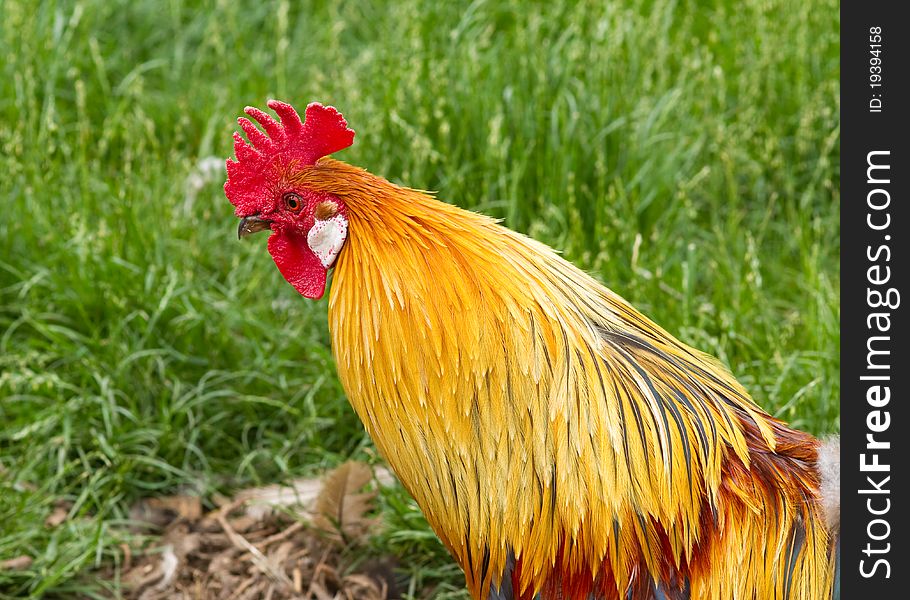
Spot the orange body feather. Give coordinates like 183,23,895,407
285,158,839,600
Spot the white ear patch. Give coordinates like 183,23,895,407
307,214,348,268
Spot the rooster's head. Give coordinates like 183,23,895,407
225,100,355,299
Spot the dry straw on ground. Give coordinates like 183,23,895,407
115,462,398,600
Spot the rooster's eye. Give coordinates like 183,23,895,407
283,192,303,212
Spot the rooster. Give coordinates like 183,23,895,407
224,100,840,600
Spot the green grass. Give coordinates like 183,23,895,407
1,0,838,596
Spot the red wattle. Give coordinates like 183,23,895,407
267,230,327,299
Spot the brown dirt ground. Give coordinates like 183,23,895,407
107,462,401,600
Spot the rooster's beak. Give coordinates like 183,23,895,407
237,215,272,239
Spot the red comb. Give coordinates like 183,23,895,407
225,100,355,215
